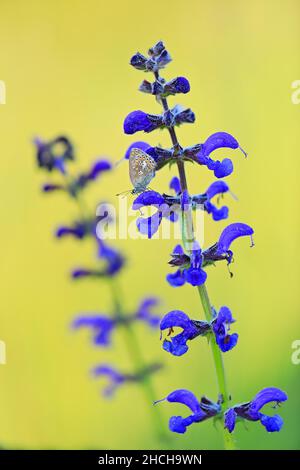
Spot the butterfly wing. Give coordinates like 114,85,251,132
129,148,156,192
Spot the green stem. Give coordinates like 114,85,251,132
109,279,167,442
197,284,236,450
155,71,236,449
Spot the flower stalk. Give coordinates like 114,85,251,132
124,41,287,447
34,135,166,443
154,73,235,448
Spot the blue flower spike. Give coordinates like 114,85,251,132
123,40,287,446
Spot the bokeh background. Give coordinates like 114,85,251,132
0,0,299,450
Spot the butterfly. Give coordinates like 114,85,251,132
128,148,157,194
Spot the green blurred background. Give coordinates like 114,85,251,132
0,0,299,450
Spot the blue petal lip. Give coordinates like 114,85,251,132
217,222,254,254
224,408,237,433
206,181,229,200
166,269,186,287
201,132,240,157
160,310,194,331
165,389,202,414
249,387,288,415
132,191,165,209
123,110,157,134
169,176,181,195
87,159,112,180
136,212,163,238
260,414,284,432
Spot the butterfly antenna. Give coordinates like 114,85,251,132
116,189,131,197
114,156,126,168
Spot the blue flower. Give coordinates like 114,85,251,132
55,219,95,239
135,297,161,328
70,159,112,196
123,111,162,134
92,363,163,397
139,76,190,97
160,311,210,356
130,41,171,73
224,387,288,433
132,190,177,238
72,315,115,346
41,158,112,198
155,389,221,434
192,132,247,178
34,135,74,173
71,240,124,279
124,106,195,136
167,244,207,287
203,181,229,221
164,77,190,95
91,365,126,397
160,306,238,356
211,306,238,352
203,222,254,268
72,297,161,347
171,176,229,221
97,240,125,276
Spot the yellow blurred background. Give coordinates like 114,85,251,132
0,0,299,450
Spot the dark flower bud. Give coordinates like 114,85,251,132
139,80,153,94
148,41,165,57
130,52,148,71
173,107,195,125
164,77,190,95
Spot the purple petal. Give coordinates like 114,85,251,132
260,414,284,432
166,269,186,287
136,212,162,238
224,408,237,433
173,244,184,255
213,159,233,178
123,110,158,134
125,141,151,160
165,77,190,95
249,388,288,416
160,310,194,332
136,297,160,328
169,176,181,195
166,389,201,414
206,181,229,200
184,267,207,286
91,364,125,397
216,333,239,352
132,191,165,209
42,183,64,192
169,415,198,434
217,223,254,254
201,132,241,157
87,159,112,180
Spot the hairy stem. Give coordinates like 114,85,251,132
156,72,235,449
